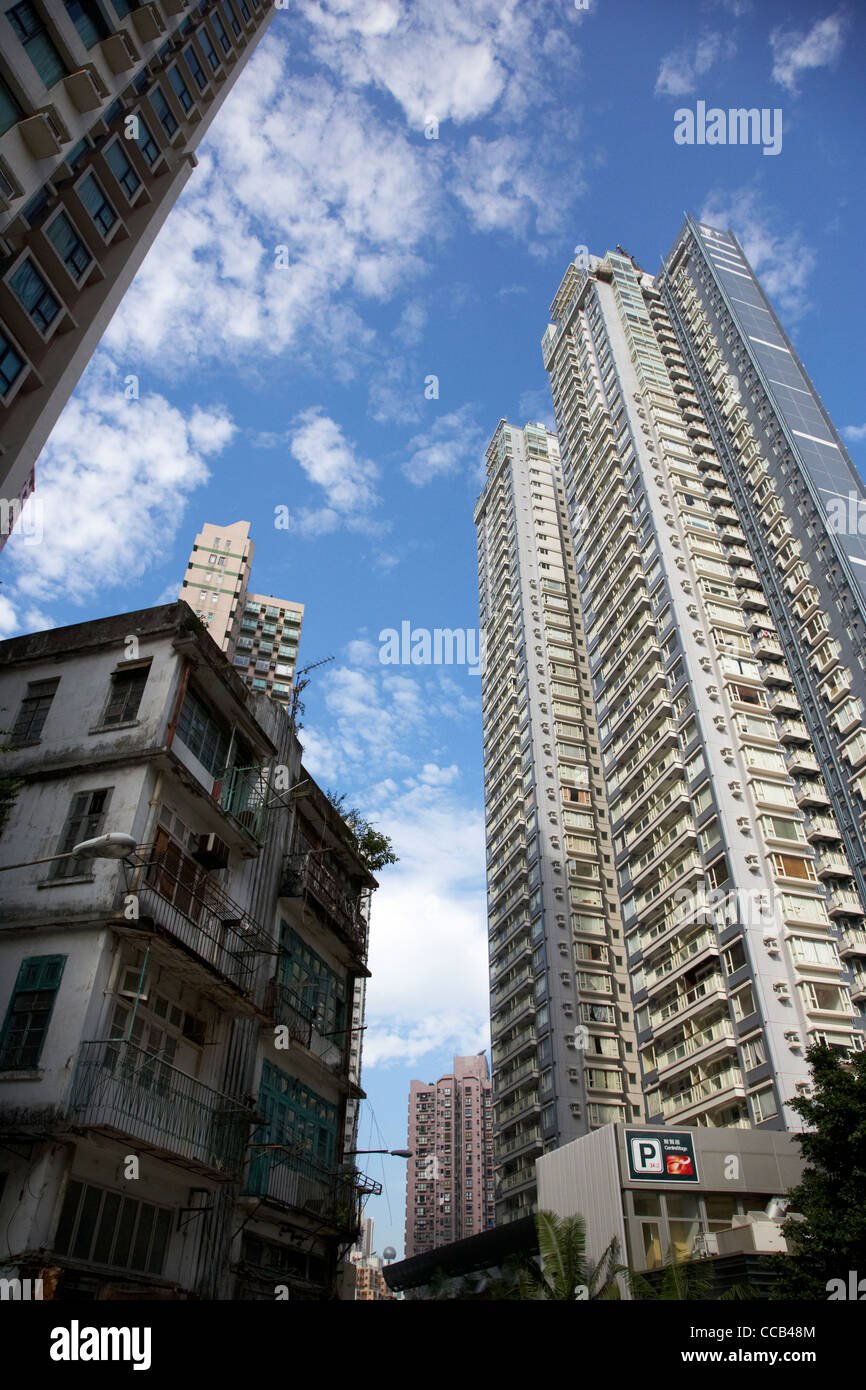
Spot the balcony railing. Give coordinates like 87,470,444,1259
130,847,271,999
69,1039,252,1178
264,979,316,1048
281,853,368,960
214,764,269,843
242,1146,380,1237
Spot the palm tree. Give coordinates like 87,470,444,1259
514,1210,623,1300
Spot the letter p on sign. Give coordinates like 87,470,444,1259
631,1137,663,1175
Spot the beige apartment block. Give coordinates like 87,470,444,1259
180,517,303,705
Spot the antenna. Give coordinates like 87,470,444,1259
290,654,335,728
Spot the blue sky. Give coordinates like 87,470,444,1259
2,0,865,1257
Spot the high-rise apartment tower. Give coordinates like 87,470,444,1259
404,1055,495,1255
0,0,274,546
180,518,303,703
538,224,864,1141
474,423,642,1224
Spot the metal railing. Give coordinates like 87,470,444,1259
281,853,368,960
243,1145,381,1236
70,1039,252,1177
215,764,269,843
130,846,270,997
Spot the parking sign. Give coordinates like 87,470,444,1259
626,1130,699,1183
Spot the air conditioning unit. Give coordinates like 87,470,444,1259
569,1102,582,1115
773,981,790,999
193,832,230,870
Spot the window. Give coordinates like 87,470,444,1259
175,687,229,777
99,664,149,726
150,84,178,137
53,1179,172,1275
45,211,92,280
198,27,220,70
0,955,66,1069
8,2,69,87
0,74,24,137
53,787,111,878
8,258,60,334
63,0,110,48
750,1086,778,1123
211,11,231,51
0,328,24,396
131,112,161,165
184,45,207,91
77,172,117,236
10,677,58,743
167,65,193,113
223,0,241,35
104,140,141,198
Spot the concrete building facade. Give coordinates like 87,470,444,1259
0,0,274,546
474,421,642,1225
0,601,377,1300
540,233,863,1141
404,1055,495,1257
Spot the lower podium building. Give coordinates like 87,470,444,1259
536,1122,805,1297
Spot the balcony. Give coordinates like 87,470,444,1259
796,780,831,809
806,815,842,842
649,971,728,1034
242,1148,380,1238
816,852,854,880
838,929,866,957
69,1040,251,1179
654,1017,736,1077
129,847,271,1003
281,853,368,961
659,1066,745,1120
214,764,269,844
828,890,866,919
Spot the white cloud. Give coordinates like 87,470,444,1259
1,352,233,626
654,31,735,96
401,406,487,486
300,0,558,129
358,782,489,1068
770,11,847,93
102,42,436,377
843,424,866,444
451,133,578,237
518,387,555,431
699,187,815,320
288,408,385,535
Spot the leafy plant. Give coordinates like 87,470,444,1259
325,790,398,873
768,1042,866,1300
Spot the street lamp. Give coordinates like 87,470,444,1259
346,1149,413,1159
0,832,138,872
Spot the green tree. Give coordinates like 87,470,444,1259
325,790,398,873
769,1042,866,1300
513,1211,623,1301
